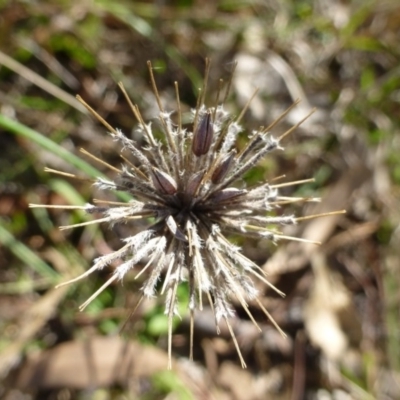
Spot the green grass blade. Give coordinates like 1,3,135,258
0,223,59,279
0,114,103,178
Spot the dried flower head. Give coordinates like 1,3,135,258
30,60,342,368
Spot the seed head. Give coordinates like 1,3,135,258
30,60,342,369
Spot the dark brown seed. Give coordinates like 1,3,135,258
186,170,205,197
150,168,177,194
192,110,213,156
166,215,187,242
211,150,236,184
209,188,247,202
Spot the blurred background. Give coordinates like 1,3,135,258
0,0,399,399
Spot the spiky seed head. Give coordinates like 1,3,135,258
29,60,339,369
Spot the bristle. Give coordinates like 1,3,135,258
224,316,247,368
236,88,260,124
222,61,237,103
76,95,117,134
294,210,346,222
277,107,317,141
43,167,94,182
80,148,121,173
271,178,315,189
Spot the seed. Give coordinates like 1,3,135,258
211,150,236,184
192,110,213,156
150,168,177,194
